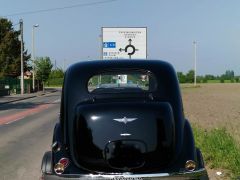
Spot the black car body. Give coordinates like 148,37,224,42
41,59,208,179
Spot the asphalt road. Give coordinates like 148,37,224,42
0,90,61,180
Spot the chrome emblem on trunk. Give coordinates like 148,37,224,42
113,117,137,124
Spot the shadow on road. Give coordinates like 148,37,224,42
0,92,61,111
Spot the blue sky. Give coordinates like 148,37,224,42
1,0,240,75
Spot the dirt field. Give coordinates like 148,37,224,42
182,83,240,143
181,83,240,179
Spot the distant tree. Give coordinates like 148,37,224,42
0,18,30,77
235,77,239,83
197,76,203,83
221,70,234,80
177,72,186,83
204,74,216,80
220,77,225,83
186,70,194,83
35,57,53,91
202,78,208,83
49,68,64,79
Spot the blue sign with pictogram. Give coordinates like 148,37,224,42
103,42,116,48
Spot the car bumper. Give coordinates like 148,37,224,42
41,168,208,180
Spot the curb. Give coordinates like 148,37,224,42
0,90,58,105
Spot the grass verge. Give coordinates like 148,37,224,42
193,126,240,177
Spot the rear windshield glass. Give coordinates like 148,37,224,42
88,71,156,93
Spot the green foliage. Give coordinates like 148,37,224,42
205,74,216,80
185,70,194,83
193,126,240,177
220,78,225,83
202,78,208,83
235,77,239,83
177,70,196,83
178,70,238,84
35,57,53,82
0,18,30,77
49,68,64,79
177,72,186,83
46,78,63,87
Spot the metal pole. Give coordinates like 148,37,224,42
20,19,24,95
32,24,39,92
99,34,102,84
193,41,197,86
32,26,35,92
100,34,102,60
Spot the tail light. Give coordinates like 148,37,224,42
54,158,70,175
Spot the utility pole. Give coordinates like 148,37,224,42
99,34,102,84
32,24,39,92
20,19,24,95
193,41,197,86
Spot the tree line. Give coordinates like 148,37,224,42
177,70,239,83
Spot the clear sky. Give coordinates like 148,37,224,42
1,0,240,75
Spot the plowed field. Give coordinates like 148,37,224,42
182,83,240,143
182,83,240,179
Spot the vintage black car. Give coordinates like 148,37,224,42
41,60,208,179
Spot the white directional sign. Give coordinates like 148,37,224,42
102,27,147,60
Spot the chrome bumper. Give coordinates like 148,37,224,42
42,168,208,180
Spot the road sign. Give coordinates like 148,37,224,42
102,27,147,60
103,42,116,48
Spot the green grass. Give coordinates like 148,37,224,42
206,80,220,83
205,79,235,83
193,126,240,177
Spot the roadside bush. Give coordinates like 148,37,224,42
202,78,207,83
235,77,239,83
193,126,240,177
46,78,63,87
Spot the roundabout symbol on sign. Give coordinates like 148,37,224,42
119,39,138,59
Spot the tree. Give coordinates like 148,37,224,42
221,70,234,80
35,57,53,91
177,72,186,83
49,68,64,79
235,77,239,83
185,70,194,83
205,74,216,80
0,18,30,77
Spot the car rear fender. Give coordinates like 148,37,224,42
41,151,52,174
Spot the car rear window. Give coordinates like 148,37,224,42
88,70,157,93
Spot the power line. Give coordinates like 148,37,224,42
4,0,118,17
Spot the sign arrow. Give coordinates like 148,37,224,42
128,39,132,44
